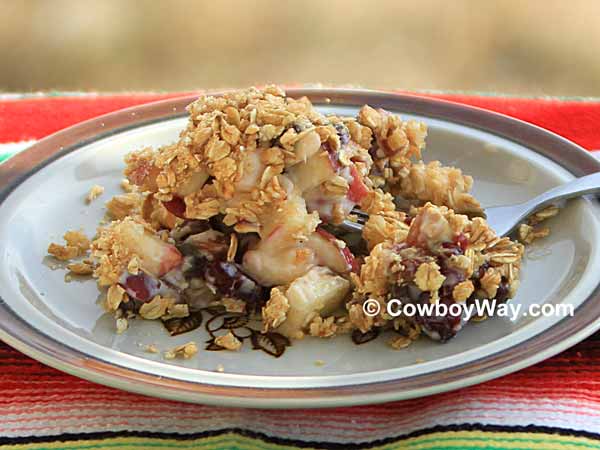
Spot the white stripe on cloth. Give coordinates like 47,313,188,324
1,396,600,440
0,140,36,159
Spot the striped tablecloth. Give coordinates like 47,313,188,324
1,92,600,450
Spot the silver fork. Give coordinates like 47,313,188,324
341,172,600,237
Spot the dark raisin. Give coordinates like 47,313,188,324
351,328,380,345
390,284,410,303
416,295,462,343
334,122,350,146
476,262,491,279
170,220,210,242
204,260,267,310
208,215,235,234
438,266,465,291
292,118,312,133
120,298,144,313
495,277,511,303
178,231,228,260
440,241,464,257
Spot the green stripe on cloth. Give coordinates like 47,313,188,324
0,141,35,163
2,430,600,450
2,431,600,450
0,152,13,163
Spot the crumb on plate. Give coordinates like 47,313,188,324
164,341,198,360
86,184,105,203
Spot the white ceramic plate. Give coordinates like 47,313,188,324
1,89,600,408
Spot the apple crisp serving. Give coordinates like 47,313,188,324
48,86,527,356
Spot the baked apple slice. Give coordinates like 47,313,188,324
276,266,350,339
117,220,183,278
306,228,356,274
287,150,337,193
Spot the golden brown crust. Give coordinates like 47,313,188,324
262,287,290,332
106,193,142,220
215,332,242,351
397,161,483,215
164,342,198,359
48,230,90,261
91,218,150,286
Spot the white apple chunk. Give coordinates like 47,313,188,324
175,170,210,197
258,191,319,239
242,239,316,287
116,219,182,278
306,228,356,274
406,203,454,250
289,130,321,165
236,150,265,192
287,150,337,193
183,229,228,259
303,186,356,224
242,194,320,286
276,266,350,339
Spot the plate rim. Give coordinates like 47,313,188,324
1,88,600,408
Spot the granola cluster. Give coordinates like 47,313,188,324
350,203,524,342
357,105,481,216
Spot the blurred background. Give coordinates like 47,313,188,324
2,0,600,96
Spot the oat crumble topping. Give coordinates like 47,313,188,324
262,287,290,332
214,332,242,351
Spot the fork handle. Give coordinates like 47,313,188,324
523,170,600,213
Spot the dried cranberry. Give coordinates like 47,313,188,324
162,196,186,218
122,273,160,302
325,144,342,172
455,233,469,252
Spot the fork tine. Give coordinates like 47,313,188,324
351,207,370,219
340,219,364,233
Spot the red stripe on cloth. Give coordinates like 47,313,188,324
422,93,600,151
1,92,600,151
0,93,192,143
0,339,599,407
